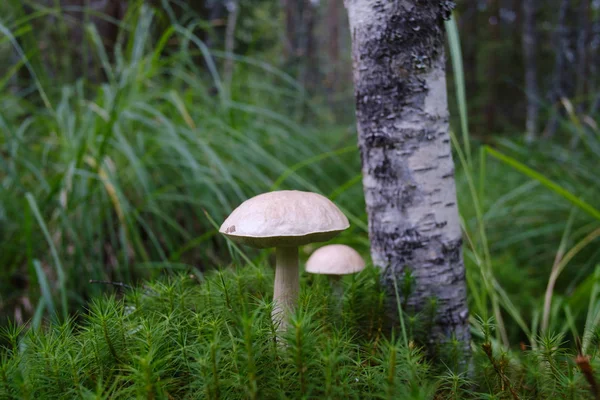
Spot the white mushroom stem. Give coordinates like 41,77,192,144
329,275,343,298
273,246,299,331
329,275,344,308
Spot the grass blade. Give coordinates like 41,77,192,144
445,14,471,167
25,193,68,320
485,146,600,220
33,259,56,320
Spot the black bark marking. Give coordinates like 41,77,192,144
414,165,436,172
441,170,455,179
373,154,395,180
442,239,463,266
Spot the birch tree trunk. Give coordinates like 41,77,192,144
345,0,470,350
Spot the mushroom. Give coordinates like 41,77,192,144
219,190,349,331
305,244,365,303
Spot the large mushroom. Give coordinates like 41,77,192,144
305,244,365,302
219,190,349,330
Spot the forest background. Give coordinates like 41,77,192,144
0,0,600,398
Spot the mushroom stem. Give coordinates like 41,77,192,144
329,275,344,308
273,246,299,331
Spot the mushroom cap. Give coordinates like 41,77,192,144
219,190,349,248
305,244,365,275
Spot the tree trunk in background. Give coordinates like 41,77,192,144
301,1,318,88
569,0,592,147
486,0,500,133
11,0,126,85
461,0,478,135
281,0,298,59
64,0,126,80
281,0,317,87
326,0,340,94
544,0,570,138
345,0,470,351
512,0,523,50
575,0,590,111
523,0,539,142
591,10,600,115
223,0,239,90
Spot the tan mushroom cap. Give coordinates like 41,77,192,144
305,244,365,275
219,190,349,248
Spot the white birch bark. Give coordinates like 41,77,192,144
345,0,470,349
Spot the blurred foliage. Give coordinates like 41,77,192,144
0,1,366,326
0,1,599,391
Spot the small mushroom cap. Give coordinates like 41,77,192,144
305,244,365,275
219,190,349,248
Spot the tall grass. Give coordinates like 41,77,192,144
446,14,600,350
1,1,599,372
0,3,366,324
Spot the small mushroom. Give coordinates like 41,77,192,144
219,190,349,331
305,244,365,302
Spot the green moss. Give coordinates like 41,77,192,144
1,266,598,399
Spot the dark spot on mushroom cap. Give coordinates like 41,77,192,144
226,225,236,234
